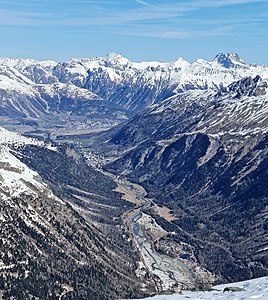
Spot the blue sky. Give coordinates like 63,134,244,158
0,0,267,64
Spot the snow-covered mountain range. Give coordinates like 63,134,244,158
1,52,268,120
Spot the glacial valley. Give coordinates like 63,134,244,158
0,52,267,299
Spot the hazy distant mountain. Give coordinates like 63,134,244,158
1,53,268,122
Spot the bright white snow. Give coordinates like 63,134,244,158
0,127,41,146
0,127,58,197
131,276,268,300
0,146,45,197
0,127,57,150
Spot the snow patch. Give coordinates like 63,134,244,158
131,276,268,299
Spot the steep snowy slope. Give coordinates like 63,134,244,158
0,128,149,300
0,65,48,119
0,57,58,84
103,76,268,284
0,127,54,198
0,65,99,118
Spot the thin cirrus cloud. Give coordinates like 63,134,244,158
0,0,267,20
0,0,267,38
0,0,267,63
118,24,232,39
133,0,158,8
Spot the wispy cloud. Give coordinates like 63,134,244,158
133,0,158,8
0,0,267,36
122,29,190,39
118,25,232,40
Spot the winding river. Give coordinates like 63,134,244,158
116,177,196,292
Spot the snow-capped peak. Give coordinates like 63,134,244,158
105,52,129,62
1,52,268,117
170,57,190,70
214,52,245,68
0,57,57,70
104,52,132,70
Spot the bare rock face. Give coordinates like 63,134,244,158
255,80,268,96
217,75,267,98
213,53,245,68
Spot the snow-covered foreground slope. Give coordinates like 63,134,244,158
132,276,268,300
0,126,42,145
0,146,48,198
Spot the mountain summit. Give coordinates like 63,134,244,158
214,52,246,68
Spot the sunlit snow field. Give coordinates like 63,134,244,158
131,276,268,300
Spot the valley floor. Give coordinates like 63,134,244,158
109,174,209,292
